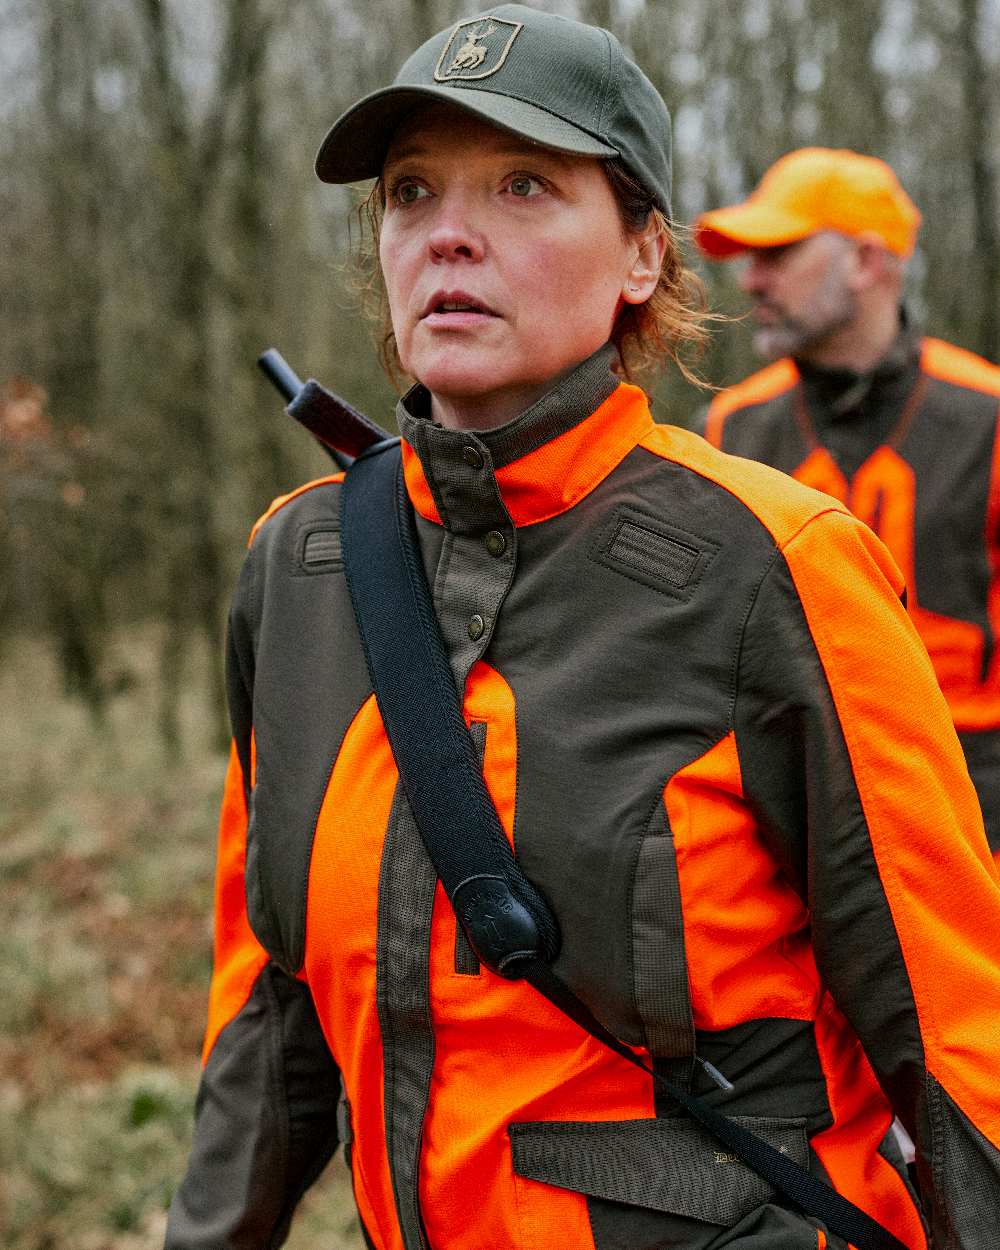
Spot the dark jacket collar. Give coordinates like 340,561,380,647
396,342,619,468
795,308,922,425
396,344,655,528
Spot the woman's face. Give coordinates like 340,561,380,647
379,104,651,430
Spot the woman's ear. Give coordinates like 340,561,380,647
622,230,667,305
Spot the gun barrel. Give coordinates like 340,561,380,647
258,349,303,402
257,346,391,473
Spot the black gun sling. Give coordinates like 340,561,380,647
340,437,910,1250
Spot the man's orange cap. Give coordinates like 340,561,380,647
695,147,921,260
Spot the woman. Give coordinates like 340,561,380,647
167,8,1000,1249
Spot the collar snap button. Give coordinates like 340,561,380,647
467,613,486,641
462,445,485,470
484,530,507,558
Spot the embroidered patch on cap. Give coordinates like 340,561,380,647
434,17,523,82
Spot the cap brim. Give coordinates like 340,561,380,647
316,85,617,184
695,203,816,258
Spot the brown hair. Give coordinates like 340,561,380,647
351,158,713,392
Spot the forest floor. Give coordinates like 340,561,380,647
0,632,362,1249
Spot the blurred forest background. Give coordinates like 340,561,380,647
1,0,997,1246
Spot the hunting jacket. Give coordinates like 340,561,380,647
702,319,1000,853
166,347,1000,1250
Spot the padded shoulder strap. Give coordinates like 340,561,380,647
340,439,559,970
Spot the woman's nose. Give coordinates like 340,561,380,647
427,195,485,262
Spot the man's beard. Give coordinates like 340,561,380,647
751,267,858,361
752,313,826,360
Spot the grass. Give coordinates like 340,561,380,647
0,630,363,1249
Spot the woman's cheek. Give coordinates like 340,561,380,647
380,268,409,352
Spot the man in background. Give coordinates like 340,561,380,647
696,147,1000,855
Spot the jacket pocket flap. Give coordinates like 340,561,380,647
509,1116,808,1226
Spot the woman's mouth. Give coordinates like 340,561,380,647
421,292,499,326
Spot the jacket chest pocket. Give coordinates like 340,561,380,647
509,1115,834,1250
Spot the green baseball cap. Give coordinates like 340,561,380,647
315,4,672,214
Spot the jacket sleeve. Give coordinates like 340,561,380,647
165,554,342,1250
733,507,1000,1248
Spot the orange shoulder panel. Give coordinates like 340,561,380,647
704,359,799,447
640,423,848,552
920,338,1000,397
247,472,345,546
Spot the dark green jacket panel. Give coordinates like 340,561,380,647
733,517,1000,1230
901,375,998,631
165,963,341,1250
234,482,373,974
714,388,806,474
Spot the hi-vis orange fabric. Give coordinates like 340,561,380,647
167,356,1000,1250
704,331,1000,856
201,743,268,1064
664,731,820,1030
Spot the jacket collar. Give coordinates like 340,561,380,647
397,344,655,528
795,307,923,424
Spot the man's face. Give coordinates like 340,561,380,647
738,232,859,361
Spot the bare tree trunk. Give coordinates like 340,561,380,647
229,3,297,514
957,0,1000,362
411,0,439,46
39,0,110,723
807,0,889,156
138,0,264,754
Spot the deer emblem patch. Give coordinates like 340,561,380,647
434,16,523,82
450,23,494,72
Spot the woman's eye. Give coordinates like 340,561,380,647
394,181,427,205
508,175,543,198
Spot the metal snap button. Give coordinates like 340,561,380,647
467,614,486,641
484,530,507,557
462,445,485,470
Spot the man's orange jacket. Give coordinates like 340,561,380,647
703,320,1000,854
167,348,1000,1250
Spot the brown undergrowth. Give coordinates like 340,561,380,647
1,633,361,1249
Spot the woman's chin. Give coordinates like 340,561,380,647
409,355,519,406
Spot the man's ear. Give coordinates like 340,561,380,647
622,230,667,305
853,232,898,291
